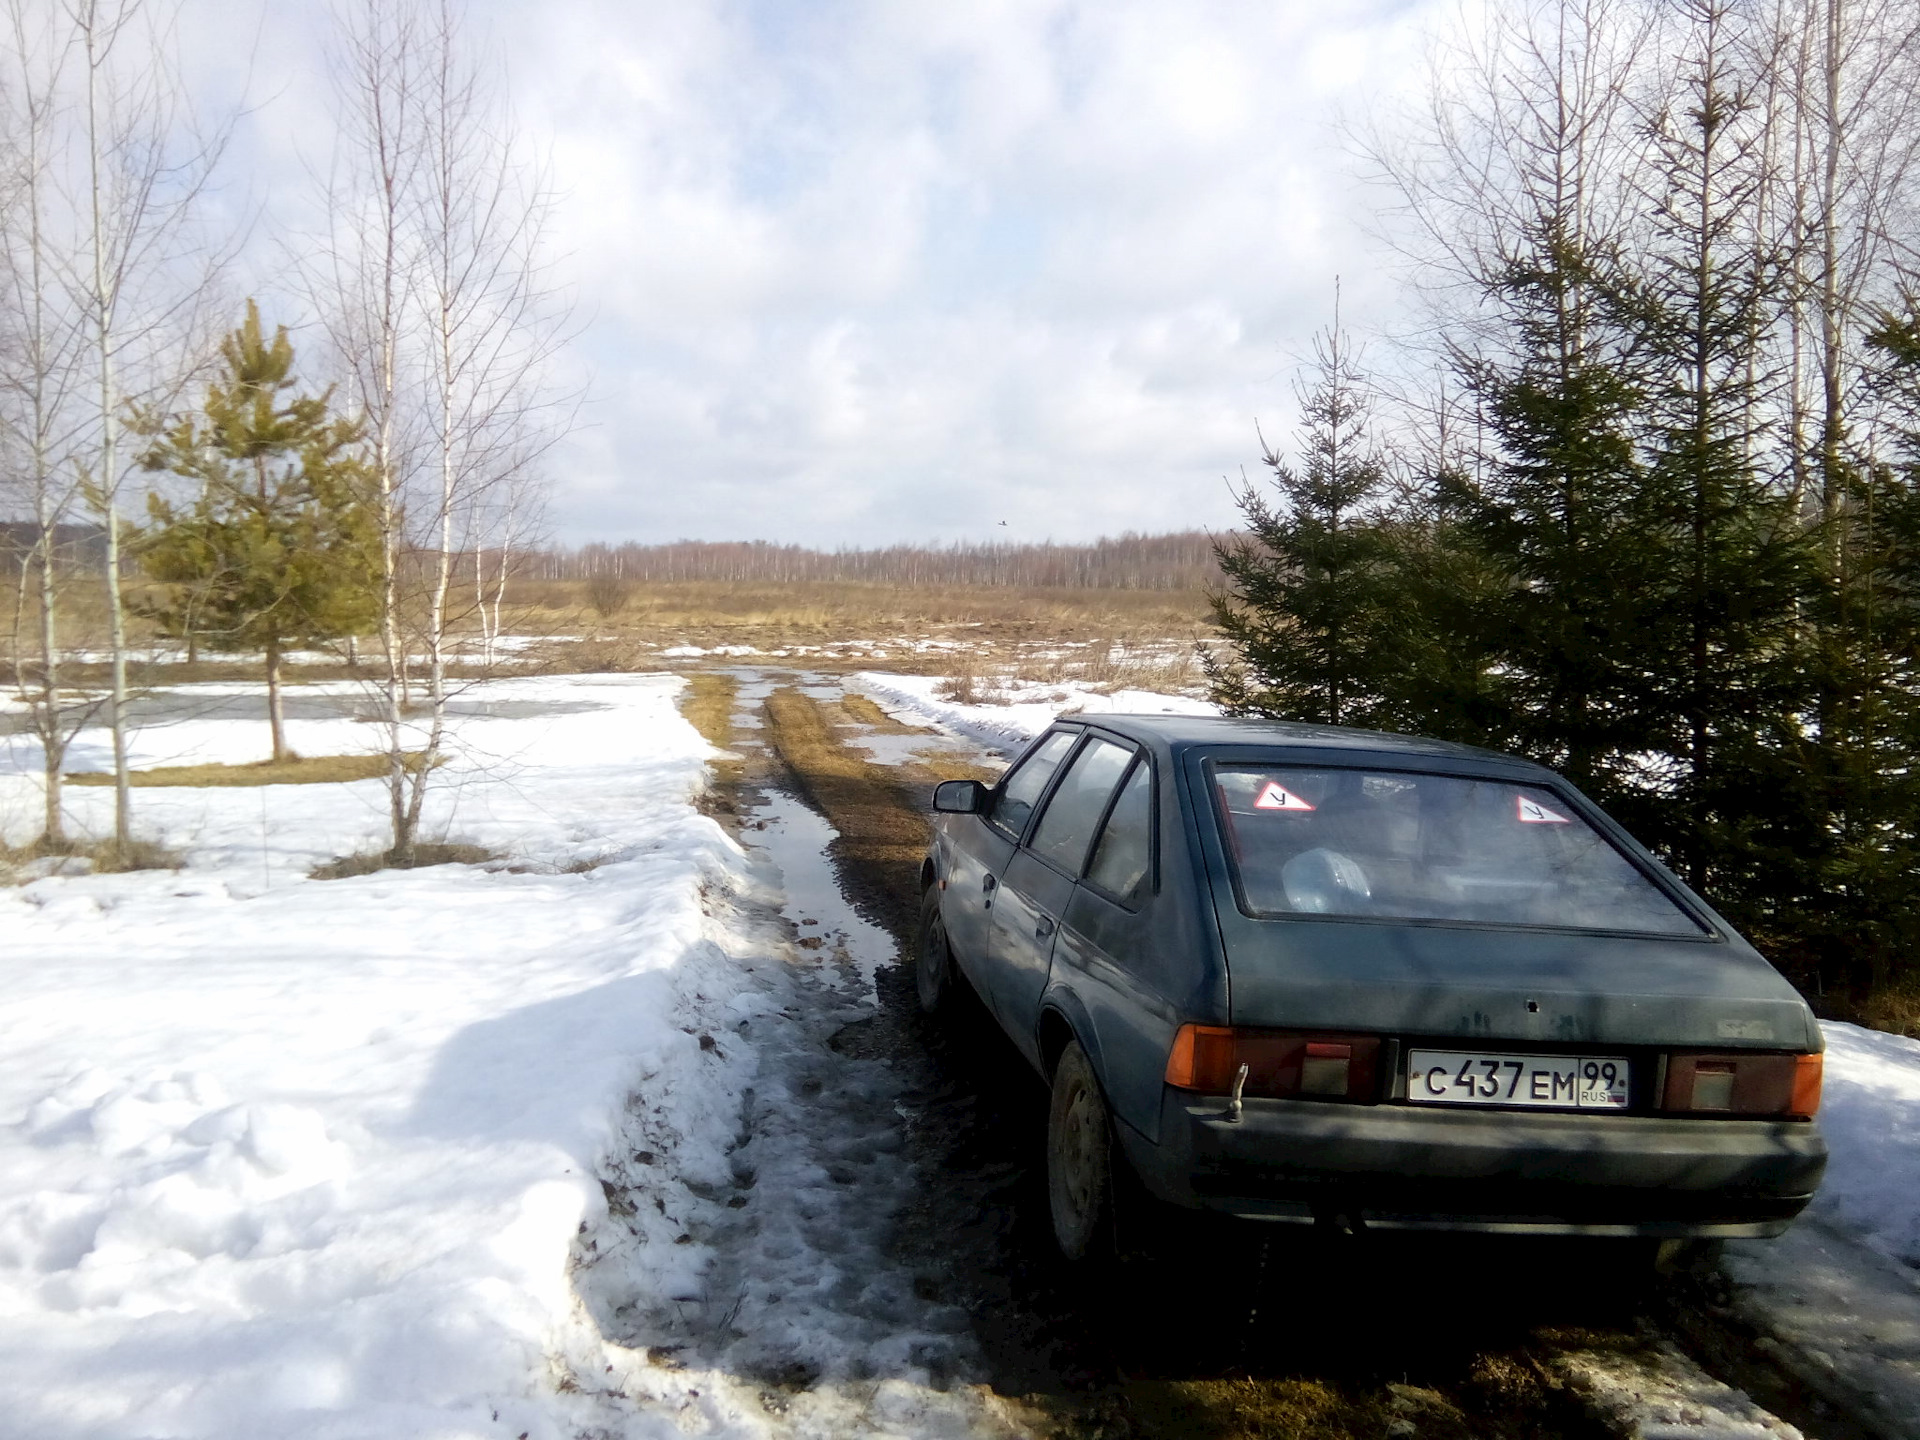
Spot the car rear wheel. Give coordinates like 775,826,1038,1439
915,885,955,1015
1048,1040,1114,1261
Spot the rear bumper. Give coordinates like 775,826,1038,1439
1129,1090,1827,1238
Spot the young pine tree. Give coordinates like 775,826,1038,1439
1209,311,1401,727
139,302,379,760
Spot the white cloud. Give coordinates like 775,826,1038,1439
202,0,1443,546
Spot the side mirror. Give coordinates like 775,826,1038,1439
932,779,990,814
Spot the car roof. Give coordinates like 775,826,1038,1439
1061,712,1551,775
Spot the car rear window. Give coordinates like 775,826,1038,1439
1211,765,1706,935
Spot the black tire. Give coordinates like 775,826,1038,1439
915,884,955,1015
1047,1040,1115,1262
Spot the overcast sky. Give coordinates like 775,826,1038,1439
213,0,1447,548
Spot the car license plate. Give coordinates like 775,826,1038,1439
1407,1050,1630,1110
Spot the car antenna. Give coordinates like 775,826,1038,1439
1226,1063,1250,1123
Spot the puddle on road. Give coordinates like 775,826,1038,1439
747,790,898,1003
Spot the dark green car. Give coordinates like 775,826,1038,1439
918,716,1827,1260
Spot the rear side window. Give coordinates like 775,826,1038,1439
1212,764,1705,935
990,730,1077,839
1029,737,1135,874
1086,759,1152,903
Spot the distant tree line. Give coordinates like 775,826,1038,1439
1211,0,1920,1006
532,532,1228,591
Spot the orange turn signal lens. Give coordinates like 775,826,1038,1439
1164,1024,1236,1090
1789,1052,1823,1119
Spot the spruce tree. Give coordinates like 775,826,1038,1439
1436,221,1670,795
1798,304,1920,995
138,302,379,760
1625,5,1820,913
1209,310,1401,727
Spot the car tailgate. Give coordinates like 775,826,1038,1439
1214,914,1820,1052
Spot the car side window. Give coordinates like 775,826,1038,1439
1028,737,1135,875
989,730,1078,839
1085,759,1152,904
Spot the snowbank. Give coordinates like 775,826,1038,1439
1809,1021,1920,1266
849,671,1217,753
0,675,759,1438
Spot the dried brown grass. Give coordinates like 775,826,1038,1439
503,578,1209,652
837,692,924,731
679,673,739,751
66,753,432,788
310,842,497,880
1,834,179,882
1855,983,1920,1040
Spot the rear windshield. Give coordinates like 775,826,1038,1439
1211,765,1706,936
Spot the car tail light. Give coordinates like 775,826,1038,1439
1165,1025,1378,1102
1791,1053,1823,1118
1663,1052,1823,1118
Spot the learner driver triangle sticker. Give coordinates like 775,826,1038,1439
1517,795,1572,824
1254,782,1315,812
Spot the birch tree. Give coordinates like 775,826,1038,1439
0,0,222,852
0,0,92,849
313,0,427,859
66,0,228,849
399,0,563,853
315,0,565,865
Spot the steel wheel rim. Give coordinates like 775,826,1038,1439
1058,1081,1098,1224
918,913,947,1002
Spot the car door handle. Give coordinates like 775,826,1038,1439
1034,913,1056,939
982,873,997,892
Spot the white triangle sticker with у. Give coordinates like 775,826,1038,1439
1254,782,1315,812
1517,795,1571,825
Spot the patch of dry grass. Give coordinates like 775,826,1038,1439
838,692,928,732
679,672,739,751
1018,632,1212,695
680,672,745,827
66,753,432,788
1,833,179,882
310,841,497,881
1854,983,1920,1040
933,663,1011,706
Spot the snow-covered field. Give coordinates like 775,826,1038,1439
0,675,943,1439
849,670,1215,751
4,667,1920,1438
